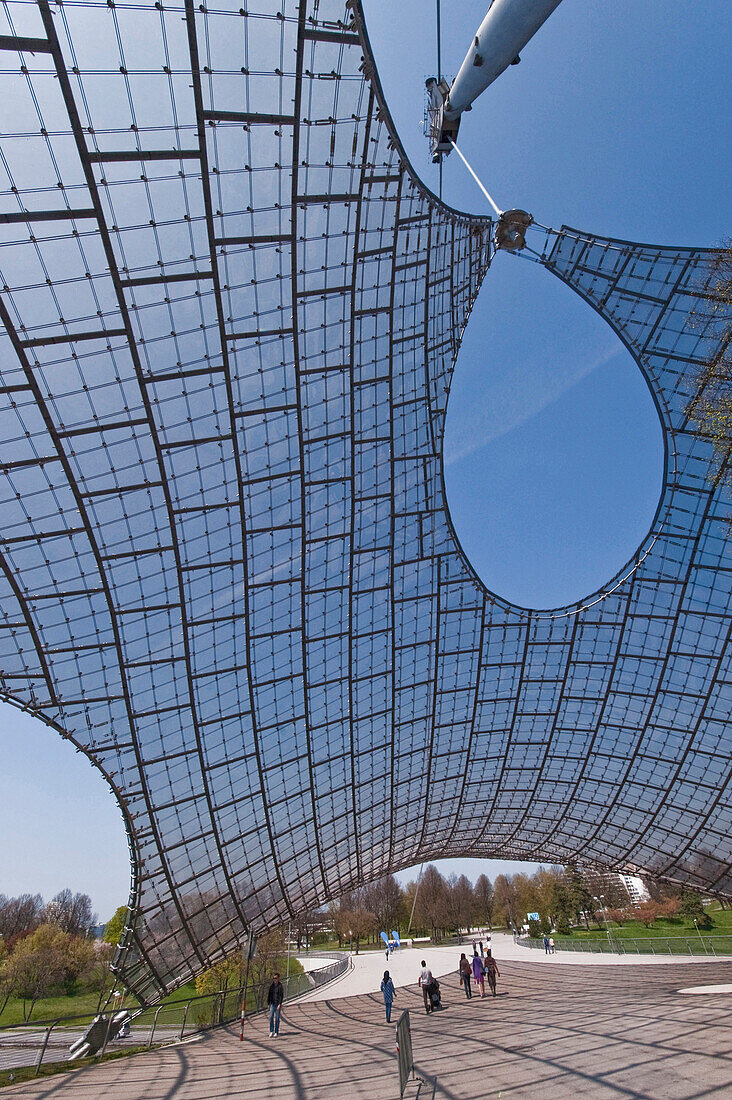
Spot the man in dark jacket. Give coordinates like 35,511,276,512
267,973,284,1037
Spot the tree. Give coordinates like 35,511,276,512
2,924,71,1020
473,874,495,929
533,866,565,925
658,897,681,919
494,875,519,930
565,863,594,930
445,874,474,933
84,943,116,1004
195,956,242,997
686,243,732,512
248,929,287,1008
352,907,378,954
414,866,449,941
634,901,661,928
290,906,321,951
104,906,127,946
0,894,44,942
329,901,348,948
605,908,629,927
679,890,714,930
551,882,574,934
362,875,404,935
44,890,96,936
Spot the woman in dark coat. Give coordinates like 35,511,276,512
380,970,397,1022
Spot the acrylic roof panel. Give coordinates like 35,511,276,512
0,0,730,1003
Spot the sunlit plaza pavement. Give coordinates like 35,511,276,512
298,935,728,1004
6,948,732,1099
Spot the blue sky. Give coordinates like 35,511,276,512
1,0,729,921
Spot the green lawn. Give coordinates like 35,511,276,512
0,979,200,1029
563,903,732,940
0,956,308,1030
542,904,732,954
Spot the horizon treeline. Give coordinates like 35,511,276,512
293,863,697,949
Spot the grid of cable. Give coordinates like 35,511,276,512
0,0,730,1005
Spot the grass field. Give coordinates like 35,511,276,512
0,979,200,1029
532,904,732,955
561,903,732,940
0,954,307,1029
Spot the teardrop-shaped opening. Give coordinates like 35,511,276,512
444,257,664,610
0,702,131,930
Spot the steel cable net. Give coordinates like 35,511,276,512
0,0,729,1003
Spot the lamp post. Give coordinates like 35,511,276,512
594,895,616,953
693,918,709,955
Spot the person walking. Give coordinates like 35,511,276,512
543,934,550,954
483,950,501,997
471,951,485,997
549,936,555,954
458,952,472,999
267,972,284,1037
418,959,434,1014
381,970,396,1023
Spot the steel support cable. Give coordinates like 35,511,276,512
449,139,503,218
436,0,442,200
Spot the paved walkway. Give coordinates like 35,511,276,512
298,934,728,1003
6,957,732,1098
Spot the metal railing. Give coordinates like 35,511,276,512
297,950,350,990
0,952,350,1079
516,933,732,957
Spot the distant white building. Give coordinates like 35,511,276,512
619,874,650,905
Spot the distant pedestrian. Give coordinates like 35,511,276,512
381,970,396,1023
543,935,550,954
418,960,434,1015
458,952,472,999
483,951,500,997
472,951,485,997
478,939,484,955
549,937,555,954
267,973,284,1037
385,944,390,961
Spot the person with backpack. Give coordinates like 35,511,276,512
483,950,501,997
380,970,396,1022
458,952,472,998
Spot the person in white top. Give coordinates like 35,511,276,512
418,960,434,1015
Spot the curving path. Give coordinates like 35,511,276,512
6,957,732,1099
298,935,731,1003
